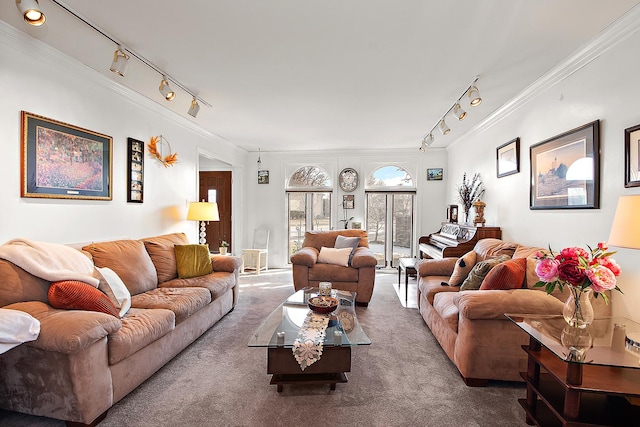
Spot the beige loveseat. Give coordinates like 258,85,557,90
417,238,611,386
290,230,377,306
0,233,241,425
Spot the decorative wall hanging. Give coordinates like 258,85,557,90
258,170,269,184
343,194,354,209
530,120,600,210
624,123,640,188
427,168,443,181
20,111,112,200
127,137,144,203
148,135,178,167
496,137,520,178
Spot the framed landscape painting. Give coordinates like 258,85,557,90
21,111,112,200
427,168,443,181
529,120,599,210
496,137,520,178
624,123,640,188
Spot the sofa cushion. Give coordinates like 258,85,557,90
448,251,477,286
334,235,361,265
480,257,527,290
107,307,175,365
48,280,119,317
317,247,352,267
0,260,51,307
131,287,211,323
82,240,158,296
141,233,190,283
474,239,518,261
160,271,235,301
309,263,359,282
432,292,459,332
460,255,510,291
302,230,368,250
174,244,213,279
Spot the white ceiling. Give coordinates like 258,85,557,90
2,0,639,153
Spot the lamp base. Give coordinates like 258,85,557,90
199,221,207,245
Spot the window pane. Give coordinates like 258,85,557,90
392,193,413,262
366,193,386,267
288,193,306,255
288,166,331,188
367,166,413,187
311,193,331,231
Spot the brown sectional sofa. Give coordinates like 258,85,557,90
0,233,242,425
290,229,377,305
417,238,611,386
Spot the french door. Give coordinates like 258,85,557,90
366,192,414,267
287,192,331,258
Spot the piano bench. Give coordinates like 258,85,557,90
397,257,418,303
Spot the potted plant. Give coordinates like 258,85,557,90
219,240,229,255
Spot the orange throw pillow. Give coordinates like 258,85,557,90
48,280,119,317
479,257,526,290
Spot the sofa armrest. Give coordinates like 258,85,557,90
290,247,319,267
211,255,242,273
417,257,457,277
351,247,377,268
454,289,564,321
4,301,122,354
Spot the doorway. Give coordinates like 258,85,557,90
199,171,232,252
365,192,414,267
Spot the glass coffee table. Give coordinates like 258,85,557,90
248,288,371,392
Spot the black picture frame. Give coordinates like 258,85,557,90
624,123,640,188
496,137,520,178
258,170,269,184
20,111,112,200
530,120,600,210
343,194,354,209
127,137,144,203
427,168,443,181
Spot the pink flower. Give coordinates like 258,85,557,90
597,242,608,250
586,266,617,293
535,258,559,282
598,257,621,276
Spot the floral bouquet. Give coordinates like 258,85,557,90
534,242,622,302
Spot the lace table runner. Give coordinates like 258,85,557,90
292,312,330,370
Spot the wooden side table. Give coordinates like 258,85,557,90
397,257,417,302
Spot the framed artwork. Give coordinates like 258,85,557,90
343,194,354,209
624,124,640,188
427,168,443,181
258,170,269,184
530,120,600,210
20,111,112,200
127,137,144,203
496,137,520,178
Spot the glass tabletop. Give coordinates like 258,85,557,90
247,288,371,348
505,314,640,369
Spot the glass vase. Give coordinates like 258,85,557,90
563,286,594,329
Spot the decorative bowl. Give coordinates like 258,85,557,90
308,296,339,314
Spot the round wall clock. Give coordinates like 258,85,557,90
339,168,358,192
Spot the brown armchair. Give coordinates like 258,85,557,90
290,230,377,306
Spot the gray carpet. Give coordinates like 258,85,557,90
0,270,528,426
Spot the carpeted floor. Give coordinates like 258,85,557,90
0,270,528,426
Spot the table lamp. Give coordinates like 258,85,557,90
187,201,220,245
608,195,640,249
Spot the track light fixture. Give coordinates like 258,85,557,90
419,77,482,151
109,47,129,77
187,97,201,118
16,0,46,26
159,76,176,101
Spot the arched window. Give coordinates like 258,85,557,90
287,166,332,189
366,165,414,189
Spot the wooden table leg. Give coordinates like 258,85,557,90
525,336,541,425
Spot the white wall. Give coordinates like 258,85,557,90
0,22,246,246
446,24,640,320
243,149,448,267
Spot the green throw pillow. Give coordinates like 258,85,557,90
174,244,213,279
460,255,510,291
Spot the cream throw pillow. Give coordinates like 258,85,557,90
317,247,352,267
448,251,477,286
96,267,132,318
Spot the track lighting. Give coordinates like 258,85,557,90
419,77,482,151
438,119,450,135
468,85,482,107
159,76,176,101
452,103,466,120
16,0,46,26
109,47,129,77
187,97,201,117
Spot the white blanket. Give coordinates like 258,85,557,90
0,238,99,287
0,308,40,354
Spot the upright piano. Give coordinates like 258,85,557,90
418,222,501,259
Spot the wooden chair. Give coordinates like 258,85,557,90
242,228,269,274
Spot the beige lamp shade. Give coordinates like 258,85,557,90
608,195,640,249
187,202,220,222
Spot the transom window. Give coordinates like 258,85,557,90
366,165,414,189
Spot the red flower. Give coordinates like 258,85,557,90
557,258,587,286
